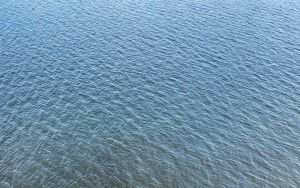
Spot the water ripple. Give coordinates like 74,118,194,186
1,0,300,187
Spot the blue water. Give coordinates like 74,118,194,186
1,0,300,187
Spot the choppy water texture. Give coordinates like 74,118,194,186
1,0,300,187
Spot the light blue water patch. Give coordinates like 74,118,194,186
0,0,300,187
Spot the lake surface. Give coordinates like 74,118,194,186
0,0,300,187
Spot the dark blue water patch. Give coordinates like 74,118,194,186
0,0,300,187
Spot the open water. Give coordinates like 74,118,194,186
0,0,300,187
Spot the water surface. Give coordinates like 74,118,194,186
0,0,300,187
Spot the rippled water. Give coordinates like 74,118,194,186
1,0,300,187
